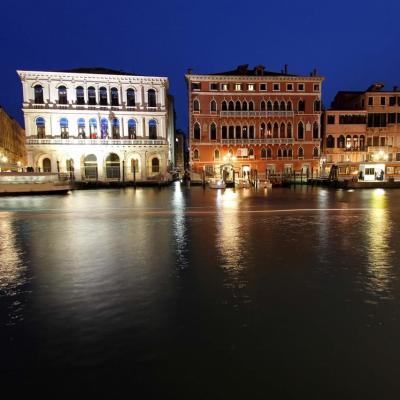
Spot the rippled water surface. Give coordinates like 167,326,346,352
1,184,400,398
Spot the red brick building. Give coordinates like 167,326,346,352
185,64,324,181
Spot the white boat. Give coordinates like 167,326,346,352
236,178,251,188
208,178,226,189
259,179,272,189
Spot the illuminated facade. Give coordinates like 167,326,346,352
185,64,324,180
323,83,400,180
17,68,174,182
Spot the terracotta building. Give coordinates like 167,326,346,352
323,83,400,181
185,64,324,180
0,106,26,168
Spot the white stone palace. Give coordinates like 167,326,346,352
17,68,175,182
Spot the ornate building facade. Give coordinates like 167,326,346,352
17,68,174,182
185,64,324,180
323,83,400,180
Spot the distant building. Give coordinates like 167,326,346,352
185,64,324,180
0,106,26,168
174,129,186,172
323,83,400,181
17,68,174,182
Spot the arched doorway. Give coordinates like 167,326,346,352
42,158,51,172
106,153,120,179
84,154,97,180
151,157,160,174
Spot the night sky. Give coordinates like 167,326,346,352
1,0,400,131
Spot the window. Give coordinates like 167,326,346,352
326,135,334,148
280,101,286,111
242,126,248,139
313,122,319,139
58,86,67,104
193,149,199,160
220,83,228,91
266,123,272,137
277,148,282,158
228,101,234,111
228,126,234,139
222,126,227,139
298,100,305,112
287,122,292,138
111,87,119,106
131,159,139,173
337,135,345,148
280,122,285,138
148,89,156,107
89,118,97,138
221,101,227,111
261,148,266,159
248,84,255,91
360,135,365,150
112,119,120,139
314,100,321,112
267,148,272,158
99,87,108,105
249,148,254,157
193,122,201,140
287,83,293,91
235,84,242,91
76,87,85,105
297,122,304,139
214,149,220,159
210,100,217,112
261,101,266,111
36,117,45,138
191,82,201,91
128,119,137,139
210,83,218,90
235,101,241,111
242,101,248,111
100,118,108,138
273,123,279,138
127,89,135,106
313,147,319,157
287,148,293,158
249,101,254,111
88,87,96,105
381,97,386,106
273,83,280,91
327,115,335,124
298,147,304,158
273,101,279,111
151,158,160,173
210,123,217,140
42,158,51,172
260,122,266,138
149,119,157,139
367,113,387,127
389,96,396,106
260,83,267,91
249,125,254,139
235,126,241,139
34,85,44,104
78,118,86,138
267,101,272,111
298,83,305,91
84,154,97,178
60,118,69,139
193,99,200,112
368,97,373,106
287,101,292,111
313,84,320,91
388,113,396,124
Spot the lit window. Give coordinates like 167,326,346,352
248,84,255,91
235,84,242,91
220,83,229,91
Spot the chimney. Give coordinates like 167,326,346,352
187,68,193,75
284,64,288,75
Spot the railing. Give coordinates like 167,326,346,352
220,138,294,145
220,111,295,117
26,138,168,145
23,102,165,112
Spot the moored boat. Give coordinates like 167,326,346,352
208,178,226,189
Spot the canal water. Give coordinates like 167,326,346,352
1,184,400,398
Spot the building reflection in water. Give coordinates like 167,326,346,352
172,182,188,270
365,189,394,298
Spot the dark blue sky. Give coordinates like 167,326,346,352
1,0,400,130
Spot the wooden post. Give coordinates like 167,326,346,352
133,164,136,188
122,160,125,184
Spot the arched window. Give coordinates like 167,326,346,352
76,86,84,105
149,119,157,139
337,135,345,148
353,135,359,149
193,149,199,160
58,86,67,104
260,122,266,138
282,148,287,158
128,119,137,139
193,122,201,140
78,118,86,139
228,101,234,111
267,122,272,138
277,148,282,158
89,118,97,139
267,148,272,158
111,87,119,106
148,89,156,107
36,117,45,138
287,101,293,111
249,148,254,157
235,126,241,139
280,122,286,138
34,85,44,104
313,122,319,139
313,147,319,157
249,101,254,111
106,153,120,179
242,101,248,111
100,118,108,139
193,99,200,112
297,122,304,139
235,101,241,111
222,101,227,111
273,123,279,138
298,147,304,158
267,101,272,111
287,122,292,138
260,101,266,111
261,148,267,159
88,87,96,105
66,159,74,174
99,87,108,105
60,118,69,139
288,147,293,158
84,154,98,179
210,123,217,140
249,125,254,139
112,118,120,139
151,158,160,173
210,100,217,112
222,126,227,139
228,126,234,139
360,135,365,150
326,135,334,148
314,100,321,112
273,101,279,111
298,100,305,112
346,135,352,149
42,158,51,172
280,101,286,111
214,149,220,160
241,126,247,139
127,89,135,106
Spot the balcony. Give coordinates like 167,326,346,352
220,138,294,145
220,111,295,118
23,102,165,112
26,138,168,146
